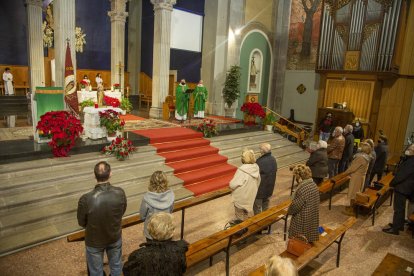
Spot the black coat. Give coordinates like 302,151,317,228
373,142,388,172
255,152,277,199
341,133,355,163
306,148,329,179
123,240,189,276
390,156,414,201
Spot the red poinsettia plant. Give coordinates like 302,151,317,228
80,80,89,89
102,137,136,161
113,83,120,89
99,109,125,135
36,111,83,157
240,102,266,118
197,119,219,138
104,95,120,107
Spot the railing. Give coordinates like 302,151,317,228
263,106,311,147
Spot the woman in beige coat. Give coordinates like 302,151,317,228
342,142,371,215
229,149,261,220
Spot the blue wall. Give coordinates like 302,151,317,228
76,0,111,70
141,0,154,77
0,0,28,65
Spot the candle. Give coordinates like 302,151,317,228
111,86,114,91
94,103,98,108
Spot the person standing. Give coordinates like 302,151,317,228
327,126,345,178
96,73,104,106
339,125,355,173
364,139,377,189
230,149,260,221
383,144,414,235
306,140,329,185
3,67,14,96
319,112,333,141
370,134,389,183
175,79,189,121
253,143,277,215
352,119,364,140
193,80,208,118
77,161,127,276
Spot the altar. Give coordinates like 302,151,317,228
77,90,97,103
83,106,123,139
104,90,122,101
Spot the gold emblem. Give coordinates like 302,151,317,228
297,84,306,94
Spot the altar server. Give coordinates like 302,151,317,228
3,68,14,95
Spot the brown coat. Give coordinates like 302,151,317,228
327,135,345,160
343,153,370,201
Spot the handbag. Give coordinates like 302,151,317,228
355,192,370,204
287,235,312,256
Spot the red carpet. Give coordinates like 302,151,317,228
133,127,237,195
120,114,146,121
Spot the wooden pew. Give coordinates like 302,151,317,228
186,200,291,276
67,187,231,242
249,217,357,275
290,172,350,210
354,172,394,226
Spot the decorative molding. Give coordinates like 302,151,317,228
336,24,348,42
108,11,128,22
362,23,380,43
344,51,360,70
151,0,176,11
325,0,352,13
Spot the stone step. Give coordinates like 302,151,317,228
208,130,278,143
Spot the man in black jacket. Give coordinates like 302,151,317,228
77,161,127,276
253,143,277,215
369,135,389,183
383,145,414,235
339,125,355,173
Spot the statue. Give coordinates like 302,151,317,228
249,57,259,89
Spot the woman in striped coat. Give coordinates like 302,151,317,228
288,165,320,243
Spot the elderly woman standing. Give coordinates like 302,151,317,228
364,139,377,189
342,142,371,216
288,165,320,243
306,140,328,185
230,149,261,221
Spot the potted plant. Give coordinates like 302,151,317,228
197,119,219,138
263,112,276,131
36,111,83,157
120,97,133,114
80,99,95,111
240,102,266,125
102,137,136,161
222,65,241,117
113,83,120,92
99,109,125,141
80,80,89,91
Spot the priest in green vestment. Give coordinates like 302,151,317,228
193,80,208,118
175,79,189,121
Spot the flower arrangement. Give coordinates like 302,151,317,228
75,26,86,53
240,102,266,118
99,109,125,135
197,119,219,138
42,21,54,48
102,137,136,161
36,111,83,157
80,80,89,89
113,83,120,90
104,95,120,108
120,97,133,113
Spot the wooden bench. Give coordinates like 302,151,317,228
67,188,232,242
249,217,357,275
290,172,350,210
386,155,401,173
186,200,291,276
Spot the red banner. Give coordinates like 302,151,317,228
64,42,79,114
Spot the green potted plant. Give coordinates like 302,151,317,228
263,112,276,131
99,110,125,141
120,97,133,114
222,65,241,117
80,99,95,112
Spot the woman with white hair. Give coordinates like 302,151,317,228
306,140,328,185
229,149,261,220
123,212,188,275
265,255,298,276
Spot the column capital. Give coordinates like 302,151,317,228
108,11,128,22
25,0,42,7
150,0,176,11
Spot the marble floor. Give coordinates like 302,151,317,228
0,167,413,276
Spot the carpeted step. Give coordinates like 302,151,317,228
161,146,219,163
168,155,229,174
153,138,210,153
184,173,235,196
177,164,237,185
133,127,203,143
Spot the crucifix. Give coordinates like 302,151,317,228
116,61,124,96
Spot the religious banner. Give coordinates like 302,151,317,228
64,42,79,114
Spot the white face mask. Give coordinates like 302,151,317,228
405,150,412,156
355,122,360,127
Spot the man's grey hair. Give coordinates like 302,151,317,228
335,126,344,135
148,212,175,241
317,140,328,149
260,143,272,154
344,124,353,133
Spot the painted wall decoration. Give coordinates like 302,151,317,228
287,0,322,70
248,50,262,93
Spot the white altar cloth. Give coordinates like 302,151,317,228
77,90,97,103
83,107,122,139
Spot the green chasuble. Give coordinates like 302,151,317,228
175,84,189,116
193,85,208,113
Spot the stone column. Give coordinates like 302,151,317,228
25,0,45,91
149,0,176,118
53,0,76,87
127,0,142,95
108,0,128,91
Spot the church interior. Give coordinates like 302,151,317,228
0,0,414,275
